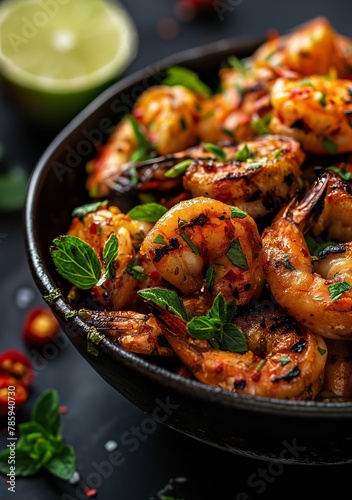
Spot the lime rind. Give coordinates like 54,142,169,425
0,0,138,92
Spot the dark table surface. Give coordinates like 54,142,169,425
1,1,352,498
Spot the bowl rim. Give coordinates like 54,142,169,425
24,34,352,419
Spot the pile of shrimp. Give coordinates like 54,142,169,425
61,17,352,401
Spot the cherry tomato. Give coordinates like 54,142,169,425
0,376,29,416
0,350,35,386
22,306,60,347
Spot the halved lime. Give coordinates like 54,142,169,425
0,0,138,128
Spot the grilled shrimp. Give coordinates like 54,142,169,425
183,135,305,219
254,17,350,77
67,205,162,310
269,75,352,154
108,136,305,219
78,309,173,356
140,197,265,306
262,174,352,339
312,164,352,242
197,63,275,143
85,85,203,197
155,305,327,399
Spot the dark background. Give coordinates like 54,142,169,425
1,0,352,498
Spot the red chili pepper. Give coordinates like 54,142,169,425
22,307,60,347
0,376,29,416
0,350,35,386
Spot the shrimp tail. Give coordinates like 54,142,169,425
284,171,329,233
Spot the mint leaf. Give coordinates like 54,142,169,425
205,264,216,291
327,165,352,181
221,323,247,353
50,235,102,290
138,287,189,320
162,66,212,95
202,142,227,161
0,449,41,477
44,444,76,480
207,292,227,323
235,144,252,162
32,389,61,436
165,159,193,178
128,202,168,222
71,200,108,219
125,258,148,280
322,137,338,154
187,316,220,339
229,206,247,219
96,233,119,286
328,281,352,301
226,238,249,270
127,115,156,162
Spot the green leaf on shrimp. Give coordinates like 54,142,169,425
328,281,352,301
96,233,119,286
165,159,193,178
251,113,272,135
187,292,246,353
128,202,168,222
50,235,102,290
187,316,221,339
127,114,156,162
162,66,212,95
202,142,227,162
71,200,108,220
229,206,247,219
235,144,252,162
137,287,189,320
322,137,338,155
327,165,352,181
221,323,247,353
125,258,148,280
205,264,216,292
226,239,249,270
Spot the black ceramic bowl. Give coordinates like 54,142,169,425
25,36,352,465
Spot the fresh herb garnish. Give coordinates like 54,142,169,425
322,137,338,155
251,113,272,135
0,389,75,480
319,92,327,106
96,233,119,286
235,144,252,162
227,55,248,72
283,253,295,271
202,142,227,161
127,115,156,162
71,200,108,220
187,293,247,353
304,233,338,256
180,232,200,254
137,287,189,320
125,258,148,280
153,234,167,245
50,235,102,290
328,281,352,301
206,264,216,291
50,234,118,289
229,206,247,219
225,239,249,270
138,288,246,353
162,66,212,95
165,159,193,178
327,165,352,181
128,202,168,222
